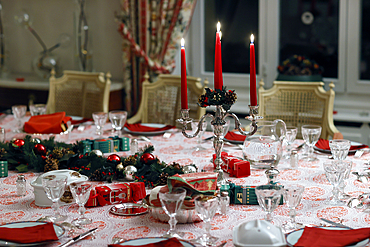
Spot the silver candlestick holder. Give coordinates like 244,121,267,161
177,105,262,185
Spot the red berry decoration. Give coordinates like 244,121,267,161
34,144,47,156
13,139,25,148
140,153,155,163
107,154,121,163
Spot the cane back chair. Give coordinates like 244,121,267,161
258,80,340,139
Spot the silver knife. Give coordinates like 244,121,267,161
320,218,353,229
58,227,98,247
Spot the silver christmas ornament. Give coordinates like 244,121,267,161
183,164,197,174
90,150,103,157
32,138,41,143
124,165,137,180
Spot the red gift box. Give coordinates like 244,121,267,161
212,152,250,178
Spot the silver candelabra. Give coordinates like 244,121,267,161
177,105,261,185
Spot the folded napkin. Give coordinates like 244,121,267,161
224,131,246,142
294,226,370,247
24,112,72,134
108,237,183,247
315,139,369,151
70,118,92,125
124,123,174,132
0,222,58,244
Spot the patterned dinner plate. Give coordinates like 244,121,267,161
286,226,369,247
118,237,195,246
123,123,169,136
0,221,65,246
314,141,364,154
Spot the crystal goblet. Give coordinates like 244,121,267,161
12,105,27,133
29,104,47,116
194,195,219,246
301,125,322,162
329,139,351,161
191,120,207,151
158,187,186,238
255,185,283,223
109,110,127,137
282,184,305,231
324,162,347,206
283,126,298,159
41,174,68,222
92,112,108,136
70,181,93,227
334,160,353,200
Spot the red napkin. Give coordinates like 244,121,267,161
124,123,174,132
70,118,92,125
315,139,369,151
0,222,58,244
294,226,370,247
224,131,246,142
108,237,183,247
24,112,72,134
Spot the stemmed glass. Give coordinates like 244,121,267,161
323,162,347,205
158,187,186,238
191,121,207,151
12,105,27,133
255,185,283,223
282,184,305,232
194,195,219,246
329,139,351,161
29,104,47,116
92,112,108,135
283,126,298,159
69,182,93,227
41,175,68,222
301,125,322,161
109,110,128,137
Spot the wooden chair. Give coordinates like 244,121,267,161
258,80,340,139
127,74,208,126
46,69,111,118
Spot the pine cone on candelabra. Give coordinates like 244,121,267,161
224,90,237,105
198,94,208,107
44,157,59,172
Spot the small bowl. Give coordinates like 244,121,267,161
30,169,88,207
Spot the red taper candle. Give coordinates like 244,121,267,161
250,34,257,106
180,38,188,109
214,22,223,90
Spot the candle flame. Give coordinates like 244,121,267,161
251,34,254,43
217,22,221,32
181,38,185,47
219,31,222,40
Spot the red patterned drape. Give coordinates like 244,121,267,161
118,0,197,116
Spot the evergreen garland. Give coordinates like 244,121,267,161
198,87,237,111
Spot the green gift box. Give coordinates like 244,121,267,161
232,185,284,205
81,139,94,154
94,139,114,153
109,136,130,151
0,160,8,177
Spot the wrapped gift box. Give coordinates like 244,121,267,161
81,137,130,154
231,185,284,205
0,160,8,177
213,152,250,178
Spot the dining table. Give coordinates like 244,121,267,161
1,113,370,246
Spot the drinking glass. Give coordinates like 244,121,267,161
109,110,128,137
12,105,27,133
329,139,351,161
70,182,93,227
335,160,353,200
301,125,322,161
255,185,283,222
324,162,347,206
194,195,219,246
282,184,305,231
158,187,186,238
191,120,207,151
283,126,298,159
41,175,68,222
29,104,47,116
92,112,108,135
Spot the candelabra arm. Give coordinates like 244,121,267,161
179,112,214,138
226,112,258,137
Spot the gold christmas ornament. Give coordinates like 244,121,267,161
116,163,124,171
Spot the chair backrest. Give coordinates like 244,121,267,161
46,69,111,118
258,80,339,139
127,74,208,126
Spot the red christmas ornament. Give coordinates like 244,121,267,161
140,153,155,163
13,139,25,147
34,144,47,156
107,154,121,163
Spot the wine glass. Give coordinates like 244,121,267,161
283,126,298,159
29,104,47,116
158,187,186,238
329,139,351,161
69,182,93,227
335,160,353,200
194,195,219,246
12,105,27,133
282,184,305,231
191,120,207,151
255,185,283,223
41,175,68,222
323,162,347,206
92,112,108,135
301,125,322,161
109,110,128,137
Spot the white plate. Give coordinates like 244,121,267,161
118,237,195,246
286,226,369,247
124,123,169,136
224,137,244,145
0,221,64,246
314,141,366,154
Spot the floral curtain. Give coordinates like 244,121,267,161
117,0,197,115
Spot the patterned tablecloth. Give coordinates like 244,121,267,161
1,114,370,246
